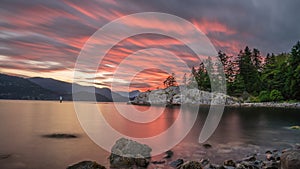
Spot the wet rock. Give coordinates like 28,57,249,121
169,159,184,168
236,161,260,169
224,160,236,167
200,159,210,167
280,150,300,169
263,160,280,169
265,151,275,161
42,133,78,139
67,161,106,169
254,161,265,168
151,160,165,164
203,144,212,149
206,164,223,169
163,150,174,159
178,161,203,169
109,138,152,168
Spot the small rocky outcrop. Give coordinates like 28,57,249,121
280,150,300,169
67,161,106,169
109,138,152,168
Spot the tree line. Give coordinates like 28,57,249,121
164,41,300,102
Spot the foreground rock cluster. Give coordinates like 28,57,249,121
67,138,300,169
109,138,152,168
151,149,300,169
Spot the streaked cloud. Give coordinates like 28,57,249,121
1,0,299,91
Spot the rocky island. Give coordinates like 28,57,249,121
130,86,300,108
131,86,238,106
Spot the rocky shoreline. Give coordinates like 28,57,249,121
228,102,300,109
67,138,300,169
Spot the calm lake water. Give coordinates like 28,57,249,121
0,100,299,169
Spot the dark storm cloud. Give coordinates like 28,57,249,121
123,0,300,54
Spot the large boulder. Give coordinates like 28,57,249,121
280,150,300,169
109,138,152,168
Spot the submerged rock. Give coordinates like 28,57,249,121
67,161,106,169
203,143,212,149
42,133,78,139
281,150,300,169
0,154,10,159
109,138,152,168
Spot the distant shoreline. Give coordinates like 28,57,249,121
1,99,299,109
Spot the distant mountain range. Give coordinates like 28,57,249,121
0,74,139,102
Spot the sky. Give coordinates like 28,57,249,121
1,0,300,91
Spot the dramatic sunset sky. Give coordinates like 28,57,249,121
1,0,300,91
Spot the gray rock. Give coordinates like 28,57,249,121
109,138,152,168
67,161,106,169
280,150,300,169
